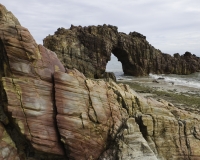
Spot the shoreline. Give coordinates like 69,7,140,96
117,76,200,113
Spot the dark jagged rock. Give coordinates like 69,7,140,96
44,25,200,78
103,72,116,82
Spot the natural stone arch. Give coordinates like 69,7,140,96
43,24,200,79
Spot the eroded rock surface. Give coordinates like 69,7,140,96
43,25,200,79
0,4,65,159
1,3,200,160
0,122,20,160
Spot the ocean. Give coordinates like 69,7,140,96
106,54,200,89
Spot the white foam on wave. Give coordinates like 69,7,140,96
149,73,200,89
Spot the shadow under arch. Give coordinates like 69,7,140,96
111,47,144,76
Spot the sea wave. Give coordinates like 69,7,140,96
149,73,200,89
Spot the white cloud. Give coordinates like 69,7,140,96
1,0,200,56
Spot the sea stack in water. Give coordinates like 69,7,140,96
43,25,200,79
1,3,200,160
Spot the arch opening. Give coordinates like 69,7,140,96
105,53,123,77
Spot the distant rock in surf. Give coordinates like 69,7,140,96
169,81,175,85
153,79,159,83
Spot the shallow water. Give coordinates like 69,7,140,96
149,73,200,89
106,54,200,89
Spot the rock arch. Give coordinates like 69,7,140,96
44,24,200,79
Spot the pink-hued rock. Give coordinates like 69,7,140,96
0,3,65,157
2,25,65,81
54,70,126,159
2,77,64,155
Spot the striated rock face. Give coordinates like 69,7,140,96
0,4,65,159
43,25,200,78
1,3,200,160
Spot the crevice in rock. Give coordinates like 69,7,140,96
98,83,129,160
15,25,23,41
85,79,99,124
111,88,128,114
11,78,33,140
52,74,68,160
178,119,192,160
178,120,184,156
148,114,159,155
0,43,8,125
182,120,192,160
134,114,158,157
98,121,127,160
135,96,142,112
106,83,116,138
135,115,148,140
80,113,85,129
193,126,200,140
105,87,118,158
4,115,35,159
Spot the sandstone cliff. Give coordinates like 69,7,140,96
0,4,200,160
43,25,200,79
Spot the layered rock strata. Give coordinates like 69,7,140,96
0,4,65,159
44,25,200,79
0,3,200,160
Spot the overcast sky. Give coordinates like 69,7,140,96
1,0,200,56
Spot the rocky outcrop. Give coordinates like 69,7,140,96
43,25,200,78
1,3,200,160
0,4,65,159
